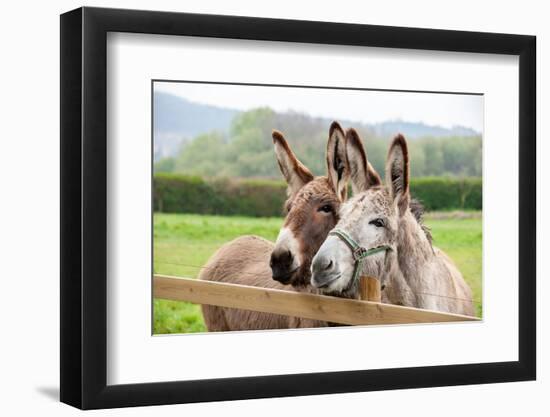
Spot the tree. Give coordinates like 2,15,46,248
420,138,444,176
169,107,482,179
154,157,176,173
174,131,228,176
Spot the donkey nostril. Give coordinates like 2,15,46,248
312,257,334,274
281,250,292,263
271,249,294,269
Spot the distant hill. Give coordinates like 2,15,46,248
153,92,480,161
370,120,479,140
154,92,237,159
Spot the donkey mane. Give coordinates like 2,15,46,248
409,197,433,247
311,132,474,316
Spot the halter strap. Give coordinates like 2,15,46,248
328,229,391,285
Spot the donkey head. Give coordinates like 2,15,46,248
270,122,350,287
311,129,416,296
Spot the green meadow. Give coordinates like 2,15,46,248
153,212,482,334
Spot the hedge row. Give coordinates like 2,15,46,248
409,177,482,212
154,174,288,217
154,174,481,217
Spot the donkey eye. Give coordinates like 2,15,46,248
318,204,333,213
369,218,385,228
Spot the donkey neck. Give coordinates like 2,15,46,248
382,210,434,306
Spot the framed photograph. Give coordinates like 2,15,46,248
60,6,536,409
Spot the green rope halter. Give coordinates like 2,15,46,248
328,229,392,285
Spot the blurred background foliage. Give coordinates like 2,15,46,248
155,106,482,180
154,174,481,217
153,102,482,217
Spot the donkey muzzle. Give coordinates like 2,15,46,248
310,236,347,290
270,249,297,284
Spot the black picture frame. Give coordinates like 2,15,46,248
60,6,536,410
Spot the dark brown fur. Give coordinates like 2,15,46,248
284,177,342,287
200,123,349,331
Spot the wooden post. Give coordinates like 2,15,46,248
360,276,381,302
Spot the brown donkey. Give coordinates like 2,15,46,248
311,129,474,316
199,122,362,331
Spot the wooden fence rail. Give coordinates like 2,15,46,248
154,275,478,326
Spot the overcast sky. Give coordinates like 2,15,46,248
155,81,484,133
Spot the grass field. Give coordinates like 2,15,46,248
153,212,482,334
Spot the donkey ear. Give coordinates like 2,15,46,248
345,128,382,194
273,130,314,197
385,134,410,216
326,122,350,201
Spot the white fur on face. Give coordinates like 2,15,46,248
311,235,354,292
273,227,302,271
311,191,393,294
